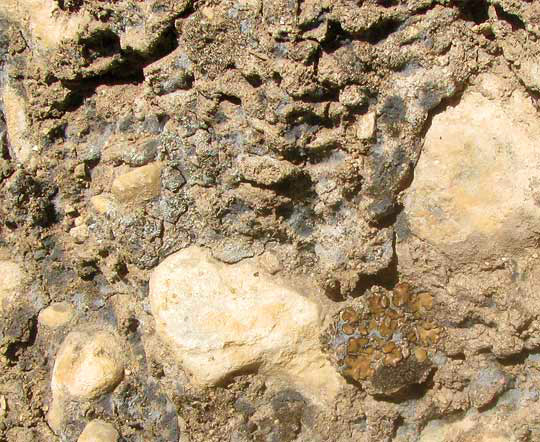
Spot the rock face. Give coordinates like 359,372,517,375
4,0,540,440
403,83,540,261
150,246,340,396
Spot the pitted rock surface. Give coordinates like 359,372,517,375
323,283,442,395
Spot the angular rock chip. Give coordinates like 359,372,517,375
0,260,24,313
111,162,162,203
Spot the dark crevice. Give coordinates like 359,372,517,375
453,0,490,25
5,316,38,364
219,94,242,106
272,72,283,85
244,74,263,88
325,15,403,48
322,21,353,53
299,87,340,105
376,0,400,6
56,0,83,12
498,349,538,367
80,29,121,60
61,25,179,112
61,71,145,113
362,18,403,44
373,367,436,404
351,235,399,297
494,5,526,31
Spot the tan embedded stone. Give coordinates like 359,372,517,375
2,83,32,164
111,162,162,203
403,84,540,261
237,155,297,186
90,194,118,216
51,330,124,400
46,399,64,434
149,246,343,402
355,111,376,140
78,420,119,442
0,260,25,313
38,302,74,328
518,58,540,93
69,225,89,244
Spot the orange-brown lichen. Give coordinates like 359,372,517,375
322,283,444,395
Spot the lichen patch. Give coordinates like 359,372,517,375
322,283,444,395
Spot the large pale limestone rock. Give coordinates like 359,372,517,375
149,246,342,399
0,260,25,313
78,420,119,442
403,84,540,261
51,330,124,400
111,162,162,203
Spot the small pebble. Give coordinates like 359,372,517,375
78,420,119,442
38,302,74,328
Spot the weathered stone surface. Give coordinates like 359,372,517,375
111,162,162,203
51,330,124,400
149,246,341,397
237,155,298,186
403,84,540,260
90,194,119,216
77,420,119,442
0,0,92,51
38,302,74,328
0,260,24,313
2,83,32,164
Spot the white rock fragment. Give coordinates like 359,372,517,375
111,162,162,203
78,420,119,442
355,111,376,140
2,82,33,164
51,330,124,400
38,302,74,328
0,260,25,313
149,246,342,399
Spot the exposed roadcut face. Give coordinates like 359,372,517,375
4,0,540,440
403,85,540,262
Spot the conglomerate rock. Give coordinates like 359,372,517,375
1,0,540,441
